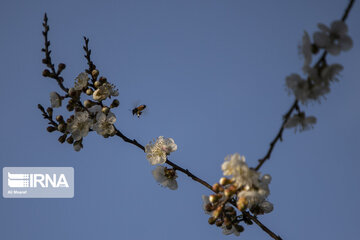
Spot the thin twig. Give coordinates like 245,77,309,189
41,13,68,93
114,128,281,239
254,0,356,171
83,37,97,84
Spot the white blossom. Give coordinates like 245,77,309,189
321,63,343,83
92,112,116,136
286,72,332,104
49,92,61,108
88,105,102,114
286,74,311,104
313,20,353,55
152,166,178,190
236,172,273,215
285,112,317,132
93,83,119,101
67,111,93,141
74,72,89,90
299,31,312,72
258,201,274,214
221,153,259,188
145,136,177,165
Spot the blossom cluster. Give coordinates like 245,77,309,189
202,153,272,236
285,20,353,131
145,136,178,190
45,70,120,151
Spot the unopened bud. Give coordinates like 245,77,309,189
220,177,233,186
209,194,222,204
208,217,216,225
102,106,110,114
224,188,235,198
47,126,56,132
46,107,53,117
223,217,232,229
73,140,83,152
66,116,74,124
42,69,51,77
99,76,107,83
86,88,93,95
205,203,214,212
94,81,101,88
66,104,74,112
91,69,99,79
212,206,222,219
237,196,248,211
311,43,319,54
57,123,66,133
84,100,94,108
56,115,64,122
68,88,77,97
110,99,120,108
58,134,67,143
212,183,224,193
215,219,223,227
66,136,74,144
58,63,66,71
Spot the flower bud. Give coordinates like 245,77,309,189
47,126,57,132
66,104,74,112
66,136,74,144
68,88,77,97
215,219,223,227
58,63,66,71
58,77,64,82
84,100,95,108
91,69,99,79
86,88,93,95
73,140,83,151
237,196,248,211
223,217,232,229
220,177,233,186
311,43,319,54
66,116,74,124
94,81,101,88
208,217,216,225
209,193,222,204
212,206,222,219
57,123,66,133
56,115,64,123
102,106,110,115
42,69,51,77
224,185,236,198
212,183,224,193
205,203,214,212
110,99,120,108
58,134,67,143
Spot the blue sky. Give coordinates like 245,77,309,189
0,0,359,239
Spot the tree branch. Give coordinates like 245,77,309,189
254,0,356,171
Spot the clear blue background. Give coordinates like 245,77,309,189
0,0,359,239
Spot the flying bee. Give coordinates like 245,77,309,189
132,104,147,118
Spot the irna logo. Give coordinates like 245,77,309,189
3,167,74,198
8,172,69,188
